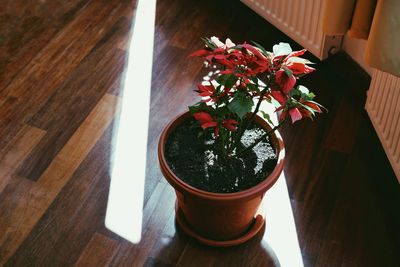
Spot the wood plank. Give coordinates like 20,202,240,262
38,93,120,190
0,93,119,265
0,0,90,91
0,176,39,263
299,150,348,267
143,257,174,267
3,1,125,98
0,0,131,156
147,211,188,265
174,232,276,267
0,125,45,193
323,90,361,153
132,210,176,267
4,123,114,266
16,17,129,181
0,96,18,129
175,243,217,267
0,0,399,266
74,233,119,267
110,183,176,267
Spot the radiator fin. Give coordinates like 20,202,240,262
241,0,342,59
366,70,400,182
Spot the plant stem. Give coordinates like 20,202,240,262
233,75,274,151
248,74,274,123
248,88,268,122
235,119,286,157
227,131,233,154
220,128,227,159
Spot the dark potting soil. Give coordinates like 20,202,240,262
165,118,278,193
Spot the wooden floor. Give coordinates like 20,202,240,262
0,0,399,266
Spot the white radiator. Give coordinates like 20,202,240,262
241,0,342,60
366,70,400,183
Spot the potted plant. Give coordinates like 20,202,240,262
158,37,323,247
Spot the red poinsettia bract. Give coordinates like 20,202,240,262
193,112,238,137
275,69,296,95
188,36,324,156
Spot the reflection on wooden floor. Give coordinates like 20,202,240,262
0,0,399,266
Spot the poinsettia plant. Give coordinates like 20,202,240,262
189,36,324,158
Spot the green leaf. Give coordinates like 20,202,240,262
283,66,293,78
303,105,316,116
247,83,260,92
215,74,237,90
298,85,309,95
215,74,226,84
188,105,200,114
250,76,259,83
270,97,281,108
224,75,238,89
251,41,269,56
228,93,254,118
305,100,328,112
201,37,216,50
188,102,211,114
260,111,274,125
217,106,231,116
287,57,315,64
215,84,222,94
291,85,311,98
306,92,315,100
298,102,316,117
219,127,228,140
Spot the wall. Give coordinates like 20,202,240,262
345,36,400,183
342,35,373,76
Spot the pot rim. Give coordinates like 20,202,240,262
158,111,285,202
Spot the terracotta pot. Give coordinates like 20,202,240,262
158,111,285,246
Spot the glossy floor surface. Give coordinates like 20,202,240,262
0,0,399,266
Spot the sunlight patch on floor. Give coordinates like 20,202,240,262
258,102,304,267
105,0,156,244
261,171,304,267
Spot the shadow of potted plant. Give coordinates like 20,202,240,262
158,36,323,247
150,221,281,266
